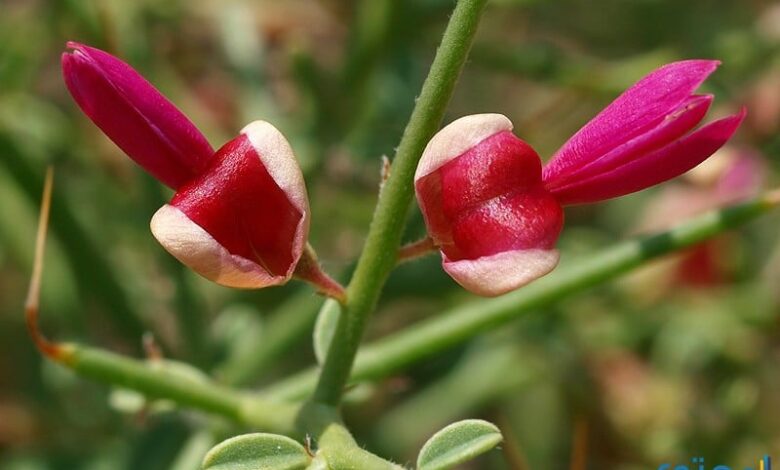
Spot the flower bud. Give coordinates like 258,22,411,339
151,121,309,288
415,114,564,297
62,42,213,189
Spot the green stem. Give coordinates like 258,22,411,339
312,0,489,407
266,194,779,401
56,343,299,433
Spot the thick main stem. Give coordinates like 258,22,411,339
311,0,489,407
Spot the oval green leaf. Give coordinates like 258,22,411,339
313,299,341,365
417,419,503,470
202,433,310,470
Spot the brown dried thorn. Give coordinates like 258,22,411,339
24,167,65,361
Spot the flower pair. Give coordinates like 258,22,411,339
63,42,310,289
63,44,744,298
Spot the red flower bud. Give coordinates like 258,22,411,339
62,42,213,189
63,43,316,290
151,121,309,288
415,114,564,296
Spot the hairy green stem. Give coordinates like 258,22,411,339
312,0,489,407
56,344,299,433
266,194,779,401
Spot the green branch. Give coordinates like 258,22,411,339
312,0,489,407
57,344,299,433
266,194,780,401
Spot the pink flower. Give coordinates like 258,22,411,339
62,42,213,189
415,60,745,297
63,43,309,288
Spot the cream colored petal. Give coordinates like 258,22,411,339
415,113,513,181
442,248,560,297
150,204,289,288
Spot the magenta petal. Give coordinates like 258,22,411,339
551,109,746,205
545,94,713,191
543,60,720,184
62,42,213,189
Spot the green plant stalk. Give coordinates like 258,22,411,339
54,343,299,433
267,194,780,401
312,0,489,407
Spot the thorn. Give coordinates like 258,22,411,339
380,155,391,185
142,332,163,361
304,434,315,457
24,167,65,361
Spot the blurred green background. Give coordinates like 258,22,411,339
1,0,780,468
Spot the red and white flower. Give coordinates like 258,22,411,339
415,60,745,296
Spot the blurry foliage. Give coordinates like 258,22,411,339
1,0,779,469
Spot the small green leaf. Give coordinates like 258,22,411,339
417,419,503,470
202,433,310,470
313,299,341,365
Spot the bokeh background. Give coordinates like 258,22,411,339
2,0,780,468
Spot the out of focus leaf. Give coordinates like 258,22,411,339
313,299,341,366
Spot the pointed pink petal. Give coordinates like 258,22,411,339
543,60,720,184
62,42,213,189
443,248,560,297
153,121,309,286
551,109,746,205
545,95,713,190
